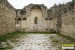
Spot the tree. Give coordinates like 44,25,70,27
72,0,75,2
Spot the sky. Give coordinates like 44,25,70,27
7,0,72,9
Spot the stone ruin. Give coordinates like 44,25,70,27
0,0,75,39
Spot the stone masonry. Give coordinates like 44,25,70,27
16,4,49,32
48,0,75,39
0,0,16,35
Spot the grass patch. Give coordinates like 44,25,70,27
51,39,59,43
50,36,55,39
20,31,56,34
0,42,13,50
58,34,75,42
0,47,12,50
0,31,55,42
0,31,26,42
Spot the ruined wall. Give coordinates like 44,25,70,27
0,0,16,35
0,0,74,39
47,7,57,32
48,1,75,39
16,4,49,32
61,1,75,39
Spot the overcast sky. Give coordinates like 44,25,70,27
7,0,72,9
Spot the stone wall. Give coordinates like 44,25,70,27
47,7,58,33
16,4,49,32
48,0,75,39
61,1,75,39
0,0,16,35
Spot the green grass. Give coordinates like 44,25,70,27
0,31,75,42
0,47,13,50
18,30,56,33
58,34,75,42
0,32,25,42
51,39,59,42
0,31,55,42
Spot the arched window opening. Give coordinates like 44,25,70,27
34,17,38,24
16,18,21,24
